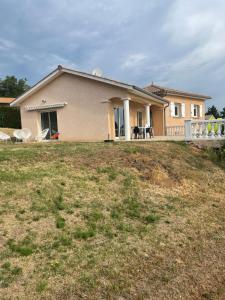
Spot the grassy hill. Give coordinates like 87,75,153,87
0,141,224,300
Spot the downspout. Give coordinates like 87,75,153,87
163,103,169,136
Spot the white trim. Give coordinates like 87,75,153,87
25,102,67,111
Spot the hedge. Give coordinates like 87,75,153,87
0,107,21,129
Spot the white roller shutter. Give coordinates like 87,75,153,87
181,103,185,117
199,105,203,117
170,102,175,117
191,104,194,117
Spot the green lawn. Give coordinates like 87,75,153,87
0,141,225,299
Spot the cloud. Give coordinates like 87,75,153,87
0,38,15,51
122,53,148,69
0,0,224,108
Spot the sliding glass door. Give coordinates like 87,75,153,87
41,111,58,139
114,107,125,138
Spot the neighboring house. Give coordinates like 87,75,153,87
0,97,15,107
11,66,168,141
144,84,211,134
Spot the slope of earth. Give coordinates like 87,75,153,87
0,141,224,300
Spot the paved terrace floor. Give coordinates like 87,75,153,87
116,136,185,142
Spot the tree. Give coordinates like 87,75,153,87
205,105,221,118
0,76,29,98
221,107,225,119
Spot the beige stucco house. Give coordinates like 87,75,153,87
11,66,211,141
11,66,169,141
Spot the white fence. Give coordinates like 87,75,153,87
185,119,225,140
166,126,184,136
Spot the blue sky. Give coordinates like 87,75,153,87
0,0,225,109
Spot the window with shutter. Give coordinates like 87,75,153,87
174,103,182,117
193,104,200,117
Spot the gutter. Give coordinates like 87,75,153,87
163,102,170,135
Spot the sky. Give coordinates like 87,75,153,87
0,0,225,109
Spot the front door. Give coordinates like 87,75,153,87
41,111,58,139
114,107,125,138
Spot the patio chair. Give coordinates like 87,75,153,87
138,127,145,139
133,126,140,139
146,127,154,139
0,131,11,142
20,128,32,142
13,129,23,142
35,128,49,142
13,129,32,142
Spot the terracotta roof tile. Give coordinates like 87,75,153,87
0,97,16,104
144,84,211,100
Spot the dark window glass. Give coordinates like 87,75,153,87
41,111,58,139
137,111,143,127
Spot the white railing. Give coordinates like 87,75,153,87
166,126,184,136
185,119,225,140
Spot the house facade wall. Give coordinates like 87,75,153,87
165,94,205,127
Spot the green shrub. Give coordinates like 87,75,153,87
0,107,21,128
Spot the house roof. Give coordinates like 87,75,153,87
0,97,16,104
144,84,211,100
11,66,168,107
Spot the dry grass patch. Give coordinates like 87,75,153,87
0,141,224,299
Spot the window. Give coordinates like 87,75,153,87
174,103,182,117
41,111,58,140
137,111,143,127
193,104,200,117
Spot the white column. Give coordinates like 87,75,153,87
145,104,151,126
123,98,130,141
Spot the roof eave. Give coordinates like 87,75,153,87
166,91,211,100
133,86,168,104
